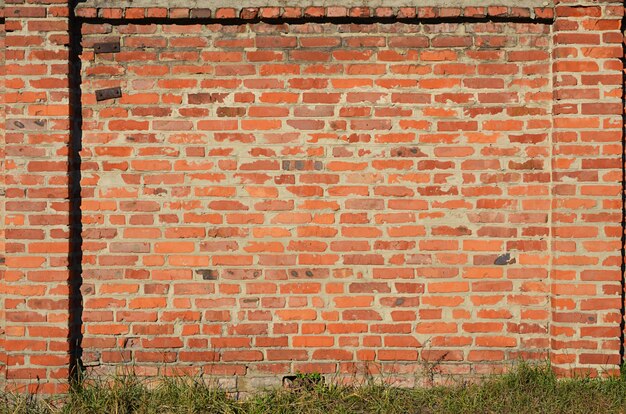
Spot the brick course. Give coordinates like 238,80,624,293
1,0,625,392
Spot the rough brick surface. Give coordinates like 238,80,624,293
80,19,552,386
3,1,72,394
0,8,6,390
550,0,623,376
1,0,625,392
74,3,555,21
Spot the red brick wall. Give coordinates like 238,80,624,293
1,0,625,392
550,0,624,375
3,0,72,393
79,19,554,387
0,6,6,388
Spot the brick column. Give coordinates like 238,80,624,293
550,0,624,376
4,0,72,392
0,1,6,389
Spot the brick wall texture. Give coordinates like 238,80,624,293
1,0,625,392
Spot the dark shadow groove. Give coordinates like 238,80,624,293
68,0,84,383
77,15,554,27
619,0,626,372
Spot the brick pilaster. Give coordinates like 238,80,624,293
550,0,624,376
4,0,72,392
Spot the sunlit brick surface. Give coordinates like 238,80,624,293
79,21,555,384
1,0,624,391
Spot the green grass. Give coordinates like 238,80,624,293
3,363,626,414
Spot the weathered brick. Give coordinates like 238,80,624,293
3,0,625,393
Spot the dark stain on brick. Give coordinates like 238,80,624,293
390,146,427,157
7,118,48,131
494,253,515,265
123,337,139,349
282,160,324,171
196,269,219,280
509,159,543,170
188,93,228,104
217,107,246,117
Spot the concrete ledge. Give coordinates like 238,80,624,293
75,0,554,20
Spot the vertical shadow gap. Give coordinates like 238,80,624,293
67,0,84,383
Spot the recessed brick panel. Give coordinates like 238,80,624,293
79,20,552,383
